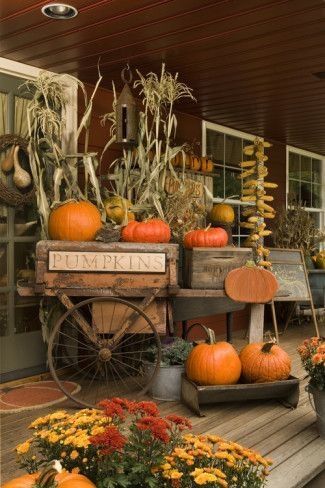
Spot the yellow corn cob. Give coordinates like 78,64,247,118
257,167,268,177
238,168,256,179
260,195,274,202
257,223,266,232
257,201,274,213
264,182,278,188
248,216,259,223
258,260,272,267
239,160,256,168
263,248,271,256
240,222,256,229
262,141,272,148
241,195,257,202
263,212,276,219
241,208,256,217
242,188,255,195
250,234,260,241
243,179,258,188
259,230,272,237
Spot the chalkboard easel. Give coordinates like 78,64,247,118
269,248,320,339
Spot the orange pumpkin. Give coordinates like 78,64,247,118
184,226,228,249
201,157,214,172
186,341,242,385
225,263,279,303
210,203,235,225
2,465,95,488
239,342,291,383
190,156,201,171
48,201,102,241
121,218,171,243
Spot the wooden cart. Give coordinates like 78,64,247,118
18,240,246,408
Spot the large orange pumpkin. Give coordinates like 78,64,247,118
48,201,102,241
225,263,279,303
121,218,171,243
239,342,291,383
2,466,95,488
209,203,235,225
186,341,242,385
184,226,228,249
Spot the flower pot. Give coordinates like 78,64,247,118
144,362,184,401
307,384,325,438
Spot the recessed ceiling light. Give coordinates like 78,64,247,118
41,3,78,19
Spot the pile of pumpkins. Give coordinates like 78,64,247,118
48,198,231,248
171,153,214,173
186,338,291,386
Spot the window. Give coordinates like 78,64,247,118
287,146,324,231
202,121,258,246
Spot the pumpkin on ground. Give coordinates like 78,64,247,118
48,200,102,241
210,203,235,225
2,463,96,488
104,196,135,225
121,218,171,243
184,226,228,249
239,342,291,383
186,340,242,385
225,262,279,303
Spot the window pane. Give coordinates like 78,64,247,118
0,243,7,287
0,206,8,237
206,129,224,164
15,296,41,334
213,167,224,198
0,293,8,336
14,203,38,236
301,156,312,182
14,242,35,282
309,212,320,228
225,135,242,166
312,183,322,209
289,152,300,179
312,159,322,183
288,179,300,203
300,181,312,207
225,167,241,198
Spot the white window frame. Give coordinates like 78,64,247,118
286,145,325,233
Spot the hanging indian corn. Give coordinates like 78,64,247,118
239,137,278,267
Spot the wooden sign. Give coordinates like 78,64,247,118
48,250,166,274
165,175,203,197
269,249,310,301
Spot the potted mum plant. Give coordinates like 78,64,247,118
144,338,193,401
298,337,325,438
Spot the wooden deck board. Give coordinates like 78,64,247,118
1,323,324,486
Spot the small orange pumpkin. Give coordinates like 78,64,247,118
184,226,228,249
48,201,102,241
201,156,214,172
225,262,279,303
121,218,171,243
186,340,242,385
239,342,291,383
190,156,201,171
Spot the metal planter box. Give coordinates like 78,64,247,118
183,247,252,289
181,374,300,417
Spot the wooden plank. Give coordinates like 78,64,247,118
248,303,265,342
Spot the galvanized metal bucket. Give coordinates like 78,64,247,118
144,362,184,401
307,384,325,439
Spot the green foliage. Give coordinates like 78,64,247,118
145,338,193,366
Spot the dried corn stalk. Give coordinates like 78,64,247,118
239,138,277,267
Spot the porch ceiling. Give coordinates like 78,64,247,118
1,0,325,155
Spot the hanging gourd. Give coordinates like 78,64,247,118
13,145,32,189
115,65,138,145
239,138,278,267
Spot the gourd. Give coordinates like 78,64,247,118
239,138,277,267
2,462,96,488
1,145,15,172
13,146,32,189
104,196,135,225
190,156,201,171
48,200,102,241
121,218,171,243
186,329,241,385
239,342,291,383
314,251,325,270
200,156,213,172
183,226,228,249
209,203,235,225
225,261,279,303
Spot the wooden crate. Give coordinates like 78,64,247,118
34,241,179,295
181,375,300,417
183,247,252,289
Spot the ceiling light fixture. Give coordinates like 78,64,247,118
41,3,78,19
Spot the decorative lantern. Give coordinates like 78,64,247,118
115,65,138,145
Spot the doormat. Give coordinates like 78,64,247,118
0,380,80,414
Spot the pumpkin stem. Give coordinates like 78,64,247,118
204,223,212,231
206,327,216,344
35,461,61,488
261,342,276,353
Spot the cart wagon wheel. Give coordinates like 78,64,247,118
48,296,161,408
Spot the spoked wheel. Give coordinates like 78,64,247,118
48,297,161,408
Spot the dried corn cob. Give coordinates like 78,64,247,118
241,195,257,202
238,168,256,179
264,182,278,188
239,160,256,168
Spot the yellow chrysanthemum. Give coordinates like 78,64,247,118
70,450,79,460
194,472,217,485
16,441,30,454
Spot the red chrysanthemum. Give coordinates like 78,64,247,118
136,416,170,443
165,414,192,430
98,399,125,419
90,425,126,455
111,397,134,410
129,400,159,417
